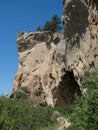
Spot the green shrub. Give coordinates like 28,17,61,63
37,123,58,130
67,71,98,130
34,89,42,96
46,41,51,49
0,98,55,130
20,86,30,94
14,90,27,99
13,87,30,99
54,105,73,118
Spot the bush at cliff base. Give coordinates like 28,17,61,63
67,71,98,130
0,98,54,130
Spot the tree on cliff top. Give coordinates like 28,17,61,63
36,26,42,31
43,15,62,32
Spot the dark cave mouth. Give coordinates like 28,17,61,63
54,70,81,106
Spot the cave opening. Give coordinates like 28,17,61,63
54,70,81,106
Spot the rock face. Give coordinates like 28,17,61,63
13,0,98,107
63,0,98,83
13,32,64,106
13,31,81,107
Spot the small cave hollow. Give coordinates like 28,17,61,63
54,70,81,106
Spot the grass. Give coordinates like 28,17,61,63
54,105,74,118
37,123,58,130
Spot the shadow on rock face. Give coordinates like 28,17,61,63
94,0,98,7
63,0,89,47
54,70,81,106
89,0,98,10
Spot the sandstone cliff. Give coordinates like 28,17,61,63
12,0,98,107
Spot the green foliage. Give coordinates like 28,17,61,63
14,87,30,99
67,71,98,130
1,71,98,130
54,105,73,118
34,89,42,96
37,123,58,130
36,26,42,31
43,15,62,32
45,41,51,49
14,90,27,99
20,86,30,94
0,98,55,130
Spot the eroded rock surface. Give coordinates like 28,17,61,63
13,32,67,107
13,31,82,107
63,0,98,84
12,0,98,107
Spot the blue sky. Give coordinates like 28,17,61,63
0,0,63,95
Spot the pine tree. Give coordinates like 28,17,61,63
43,15,62,32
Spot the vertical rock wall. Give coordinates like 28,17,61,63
13,32,67,107
12,0,98,107
63,0,98,82
12,31,81,107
